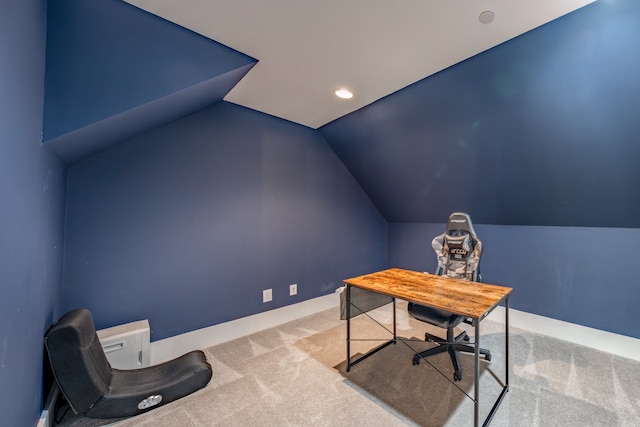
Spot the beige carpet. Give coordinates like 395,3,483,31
56,302,640,426
294,313,490,427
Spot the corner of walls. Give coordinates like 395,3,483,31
0,0,67,425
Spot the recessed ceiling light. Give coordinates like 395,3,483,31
479,11,494,24
334,88,353,99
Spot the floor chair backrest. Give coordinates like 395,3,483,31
44,308,112,415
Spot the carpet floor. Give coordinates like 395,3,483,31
55,301,640,426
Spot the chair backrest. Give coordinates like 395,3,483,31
432,212,482,281
44,308,112,415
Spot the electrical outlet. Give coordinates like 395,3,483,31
263,289,272,303
289,283,297,296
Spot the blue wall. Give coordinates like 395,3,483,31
62,102,387,340
319,1,640,340
321,1,640,229
0,0,66,424
44,0,255,142
43,0,256,164
389,223,640,339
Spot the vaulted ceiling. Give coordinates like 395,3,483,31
44,0,595,163
44,1,640,228
124,0,596,128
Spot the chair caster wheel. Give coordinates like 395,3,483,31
412,355,420,366
485,353,492,361
454,371,462,381
464,335,470,341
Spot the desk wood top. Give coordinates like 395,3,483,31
343,268,512,320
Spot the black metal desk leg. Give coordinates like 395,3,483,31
346,285,351,372
392,297,397,340
505,297,509,387
474,319,480,427
482,299,511,426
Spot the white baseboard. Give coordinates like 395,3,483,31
151,293,640,364
150,293,340,364
485,306,640,362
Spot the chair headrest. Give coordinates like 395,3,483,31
46,308,97,349
444,212,477,238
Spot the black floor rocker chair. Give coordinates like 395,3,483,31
44,308,213,419
407,212,491,381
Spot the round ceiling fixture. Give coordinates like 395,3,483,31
334,88,354,99
479,11,495,25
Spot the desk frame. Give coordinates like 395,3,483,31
344,268,511,427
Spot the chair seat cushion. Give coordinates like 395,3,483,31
407,302,464,329
86,350,212,418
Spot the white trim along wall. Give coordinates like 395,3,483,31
150,292,640,364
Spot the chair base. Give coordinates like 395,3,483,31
412,329,491,381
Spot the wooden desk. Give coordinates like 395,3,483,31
343,268,512,427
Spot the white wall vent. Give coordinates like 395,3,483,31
97,319,151,369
